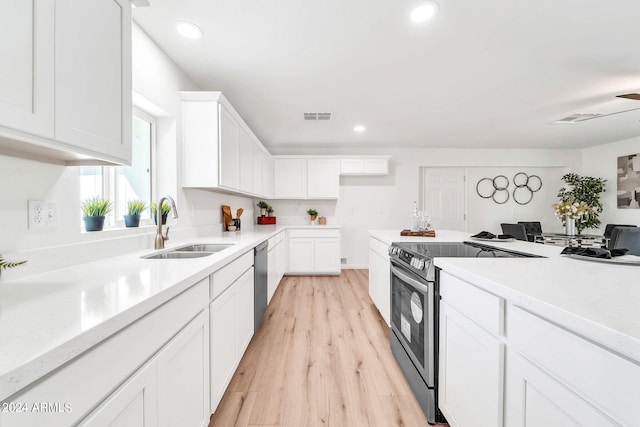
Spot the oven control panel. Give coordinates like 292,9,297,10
389,245,427,273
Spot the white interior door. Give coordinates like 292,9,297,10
421,167,467,232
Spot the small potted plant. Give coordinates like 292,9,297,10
266,204,274,216
81,197,113,232
151,201,171,225
257,201,269,216
124,199,147,228
306,208,318,223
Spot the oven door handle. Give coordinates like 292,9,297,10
391,265,430,293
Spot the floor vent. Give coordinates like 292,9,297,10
304,112,332,121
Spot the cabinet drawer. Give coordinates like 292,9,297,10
268,232,284,250
287,228,340,239
211,251,253,300
369,236,389,258
440,272,503,336
508,305,640,426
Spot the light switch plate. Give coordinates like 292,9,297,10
28,200,58,230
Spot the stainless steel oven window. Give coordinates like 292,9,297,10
390,263,434,384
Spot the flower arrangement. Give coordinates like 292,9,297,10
552,198,593,221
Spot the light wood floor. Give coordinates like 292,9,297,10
209,269,438,427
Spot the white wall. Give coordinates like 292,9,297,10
268,147,580,267
582,136,640,232
467,166,568,234
0,24,255,280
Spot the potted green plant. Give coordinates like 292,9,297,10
306,208,318,223
124,199,147,228
266,204,274,216
81,197,113,232
257,201,269,216
555,173,607,234
151,201,171,225
0,254,26,278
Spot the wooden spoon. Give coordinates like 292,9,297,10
236,208,244,218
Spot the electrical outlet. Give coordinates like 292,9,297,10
28,200,58,230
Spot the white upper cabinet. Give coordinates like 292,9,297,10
219,103,241,190
238,126,254,194
273,157,340,199
0,0,132,165
180,91,272,198
273,158,307,199
340,157,389,175
307,159,340,199
253,146,273,198
55,0,132,165
0,0,54,138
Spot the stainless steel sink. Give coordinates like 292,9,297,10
142,252,213,260
142,243,235,259
175,244,235,252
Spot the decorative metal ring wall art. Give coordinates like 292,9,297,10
512,173,542,205
476,175,510,204
476,173,542,205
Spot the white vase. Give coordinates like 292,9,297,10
565,218,576,236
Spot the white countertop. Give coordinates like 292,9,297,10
0,224,340,401
368,229,640,362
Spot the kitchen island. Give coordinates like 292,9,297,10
368,229,640,427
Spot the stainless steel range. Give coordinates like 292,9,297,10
388,241,540,424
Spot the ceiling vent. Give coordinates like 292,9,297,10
554,113,603,124
554,96,640,124
304,112,332,121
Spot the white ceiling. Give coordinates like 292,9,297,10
132,0,640,151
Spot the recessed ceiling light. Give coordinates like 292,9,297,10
410,2,439,23
354,125,366,133
176,21,203,39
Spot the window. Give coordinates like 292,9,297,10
80,109,155,227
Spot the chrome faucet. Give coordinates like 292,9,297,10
154,196,179,249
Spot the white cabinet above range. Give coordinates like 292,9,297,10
340,157,389,175
180,91,273,199
273,157,340,199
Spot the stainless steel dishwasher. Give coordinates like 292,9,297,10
254,241,268,331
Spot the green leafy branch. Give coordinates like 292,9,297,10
0,255,27,271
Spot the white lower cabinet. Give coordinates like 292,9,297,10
156,310,210,427
438,301,503,427
210,285,237,410
439,271,640,427
287,229,341,275
80,309,209,427
210,261,255,412
368,237,390,325
78,360,158,427
504,350,617,427
288,238,315,272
